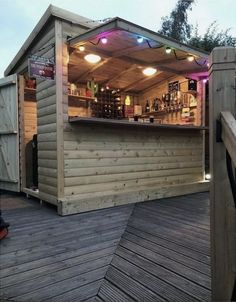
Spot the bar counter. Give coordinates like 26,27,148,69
69,116,208,131
59,116,209,215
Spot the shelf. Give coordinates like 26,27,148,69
24,87,36,91
143,109,180,116
69,116,208,130
185,90,197,95
68,94,95,101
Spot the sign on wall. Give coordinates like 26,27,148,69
168,81,179,93
28,55,54,80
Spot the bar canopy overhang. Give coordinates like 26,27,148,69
68,17,209,92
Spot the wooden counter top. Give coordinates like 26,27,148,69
69,116,208,130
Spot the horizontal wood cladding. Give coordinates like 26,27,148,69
64,174,202,196
63,125,204,201
34,21,58,199
59,182,209,215
64,155,202,169
64,167,202,186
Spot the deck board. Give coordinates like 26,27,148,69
0,193,133,302
97,192,211,302
0,192,211,301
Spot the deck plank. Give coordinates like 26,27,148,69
0,193,133,302
100,192,211,302
0,192,211,301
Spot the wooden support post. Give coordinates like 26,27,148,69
55,20,65,201
209,46,236,301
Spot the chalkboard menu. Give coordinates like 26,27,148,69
168,81,179,93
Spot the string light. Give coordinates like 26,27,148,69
165,47,172,54
101,37,108,44
137,36,144,43
187,55,195,62
78,45,85,52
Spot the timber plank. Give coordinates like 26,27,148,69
126,226,210,265
0,246,115,288
98,279,135,302
12,266,108,301
110,257,200,302
105,266,166,302
114,248,210,301
122,232,210,275
1,192,211,301
118,239,211,288
48,280,103,302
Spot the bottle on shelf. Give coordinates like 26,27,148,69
145,100,150,113
153,98,159,112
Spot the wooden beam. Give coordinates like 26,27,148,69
180,67,208,75
112,44,149,57
124,71,162,92
76,58,112,82
209,46,236,301
140,75,177,93
104,65,137,85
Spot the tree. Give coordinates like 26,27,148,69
158,0,194,43
158,0,236,51
189,22,236,52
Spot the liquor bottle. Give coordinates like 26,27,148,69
153,98,159,112
145,100,150,113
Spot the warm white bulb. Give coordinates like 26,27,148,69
165,47,172,54
78,45,85,52
205,173,211,180
84,54,101,64
187,55,194,62
142,67,157,76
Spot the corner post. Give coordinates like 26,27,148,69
55,20,65,201
209,46,236,301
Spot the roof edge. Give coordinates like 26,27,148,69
69,16,209,59
4,5,96,76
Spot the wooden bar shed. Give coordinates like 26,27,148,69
0,5,210,215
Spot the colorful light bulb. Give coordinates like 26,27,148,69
101,37,108,44
137,36,144,43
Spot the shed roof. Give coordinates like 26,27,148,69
4,5,98,76
5,6,209,77
69,17,209,59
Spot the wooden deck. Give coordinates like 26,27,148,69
0,192,210,301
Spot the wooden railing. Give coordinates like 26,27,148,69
221,112,236,208
209,47,236,301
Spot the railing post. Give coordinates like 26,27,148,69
209,46,236,301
